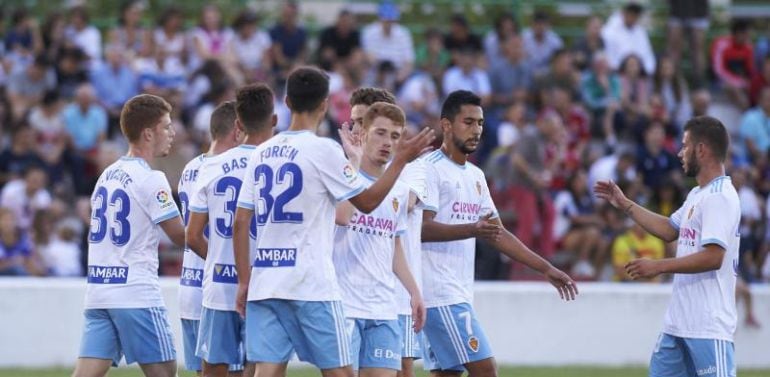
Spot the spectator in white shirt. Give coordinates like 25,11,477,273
361,1,415,83
229,10,272,81
64,6,102,62
601,2,656,75
442,47,491,106
521,11,563,72
0,165,52,232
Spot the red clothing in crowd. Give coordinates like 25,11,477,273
711,35,756,87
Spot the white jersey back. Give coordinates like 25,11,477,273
396,160,428,315
190,145,257,311
236,130,364,302
178,154,207,320
666,176,740,341
334,172,409,320
421,150,498,308
85,157,181,309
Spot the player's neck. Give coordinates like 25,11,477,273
360,157,385,178
209,140,227,155
243,129,272,147
696,163,726,188
126,144,154,165
441,143,468,165
288,112,322,133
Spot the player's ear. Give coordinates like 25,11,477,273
271,114,277,128
440,117,452,134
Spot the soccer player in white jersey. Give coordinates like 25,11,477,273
231,67,434,377
178,101,243,375
333,102,426,376
186,84,276,377
420,90,577,377
73,94,186,377
595,116,741,377
348,87,427,377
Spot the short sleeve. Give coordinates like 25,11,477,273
237,154,257,211
669,205,684,231
422,161,439,213
395,189,409,237
142,172,180,224
478,171,499,219
699,195,737,250
188,170,209,214
401,160,428,207
317,141,365,202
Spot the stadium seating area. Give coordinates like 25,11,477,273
0,0,768,290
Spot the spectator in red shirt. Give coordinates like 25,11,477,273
711,20,755,110
749,56,770,106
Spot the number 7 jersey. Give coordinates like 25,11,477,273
237,130,365,302
85,157,181,309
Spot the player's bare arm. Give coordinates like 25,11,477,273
594,180,678,242
392,237,426,331
232,207,253,317
158,215,186,247
348,127,434,213
185,212,208,259
421,210,502,243
626,244,726,280
487,217,578,301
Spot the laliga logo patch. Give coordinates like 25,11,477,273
343,165,355,180
392,197,399,212
156,190,170,204
156,190,174,209
468,336,479,352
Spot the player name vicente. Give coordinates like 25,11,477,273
103,168,134,188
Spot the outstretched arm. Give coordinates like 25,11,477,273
626,244,726,280
594,180,679,242
487,218,578,301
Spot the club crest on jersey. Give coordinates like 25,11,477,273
156,189,174,210
476,181,482,195
392,197,399,212
468,336,479,352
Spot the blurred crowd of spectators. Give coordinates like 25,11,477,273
0,0,769,289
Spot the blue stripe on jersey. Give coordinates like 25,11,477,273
236,201,255,210
669,218,680,231
153,210,180,224
336,185,365,202
700,238,728,250
180,267,204,287
424,205,439,213
252,248,297,267
189,205,208,213
212,264,239,284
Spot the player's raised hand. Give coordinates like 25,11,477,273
593,179,629,209
411,295,427,332
339,121,363,167
394,127,435,164
545,266,578,301
625,258,661,280
236,284,248,318
473,213,502,243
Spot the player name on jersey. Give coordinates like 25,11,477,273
88,265,128,284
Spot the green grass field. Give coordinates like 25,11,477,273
2,367,769,377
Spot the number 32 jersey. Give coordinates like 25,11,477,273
85,157,181,309
237,130,364,302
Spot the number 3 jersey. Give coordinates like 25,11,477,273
85,157,181,309
237,130,365,302
189,145,257,312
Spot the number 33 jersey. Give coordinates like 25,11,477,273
85,157,181,309
237,130,365,302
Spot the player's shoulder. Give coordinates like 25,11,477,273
182,153,207,172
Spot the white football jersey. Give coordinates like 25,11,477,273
334,172,409,320
189,145,258,311
178,154,207,320
421,150,498,308
395,160,428,315
665,176,741,341
236,130,364,302
85,157,181,309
